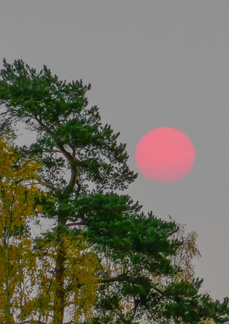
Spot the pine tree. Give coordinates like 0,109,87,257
0,59,228,323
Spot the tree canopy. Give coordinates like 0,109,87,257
0,134,44,323
0,59,228,324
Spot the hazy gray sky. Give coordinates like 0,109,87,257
1,0,229,300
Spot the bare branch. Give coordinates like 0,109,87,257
66,222,84,227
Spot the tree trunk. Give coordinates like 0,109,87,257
53,243,66,324
4,244,11,324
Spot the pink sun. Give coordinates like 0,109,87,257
135,127,195,184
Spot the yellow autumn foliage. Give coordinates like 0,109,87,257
199,320,216,324
0,135,100,323
0,135,45,323
33,232,100,323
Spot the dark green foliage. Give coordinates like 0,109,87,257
75,193,180,273
0,59,135,192
0,59,228,323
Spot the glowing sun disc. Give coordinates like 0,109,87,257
135,127,195,184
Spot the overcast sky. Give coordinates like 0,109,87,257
1,0,229,301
